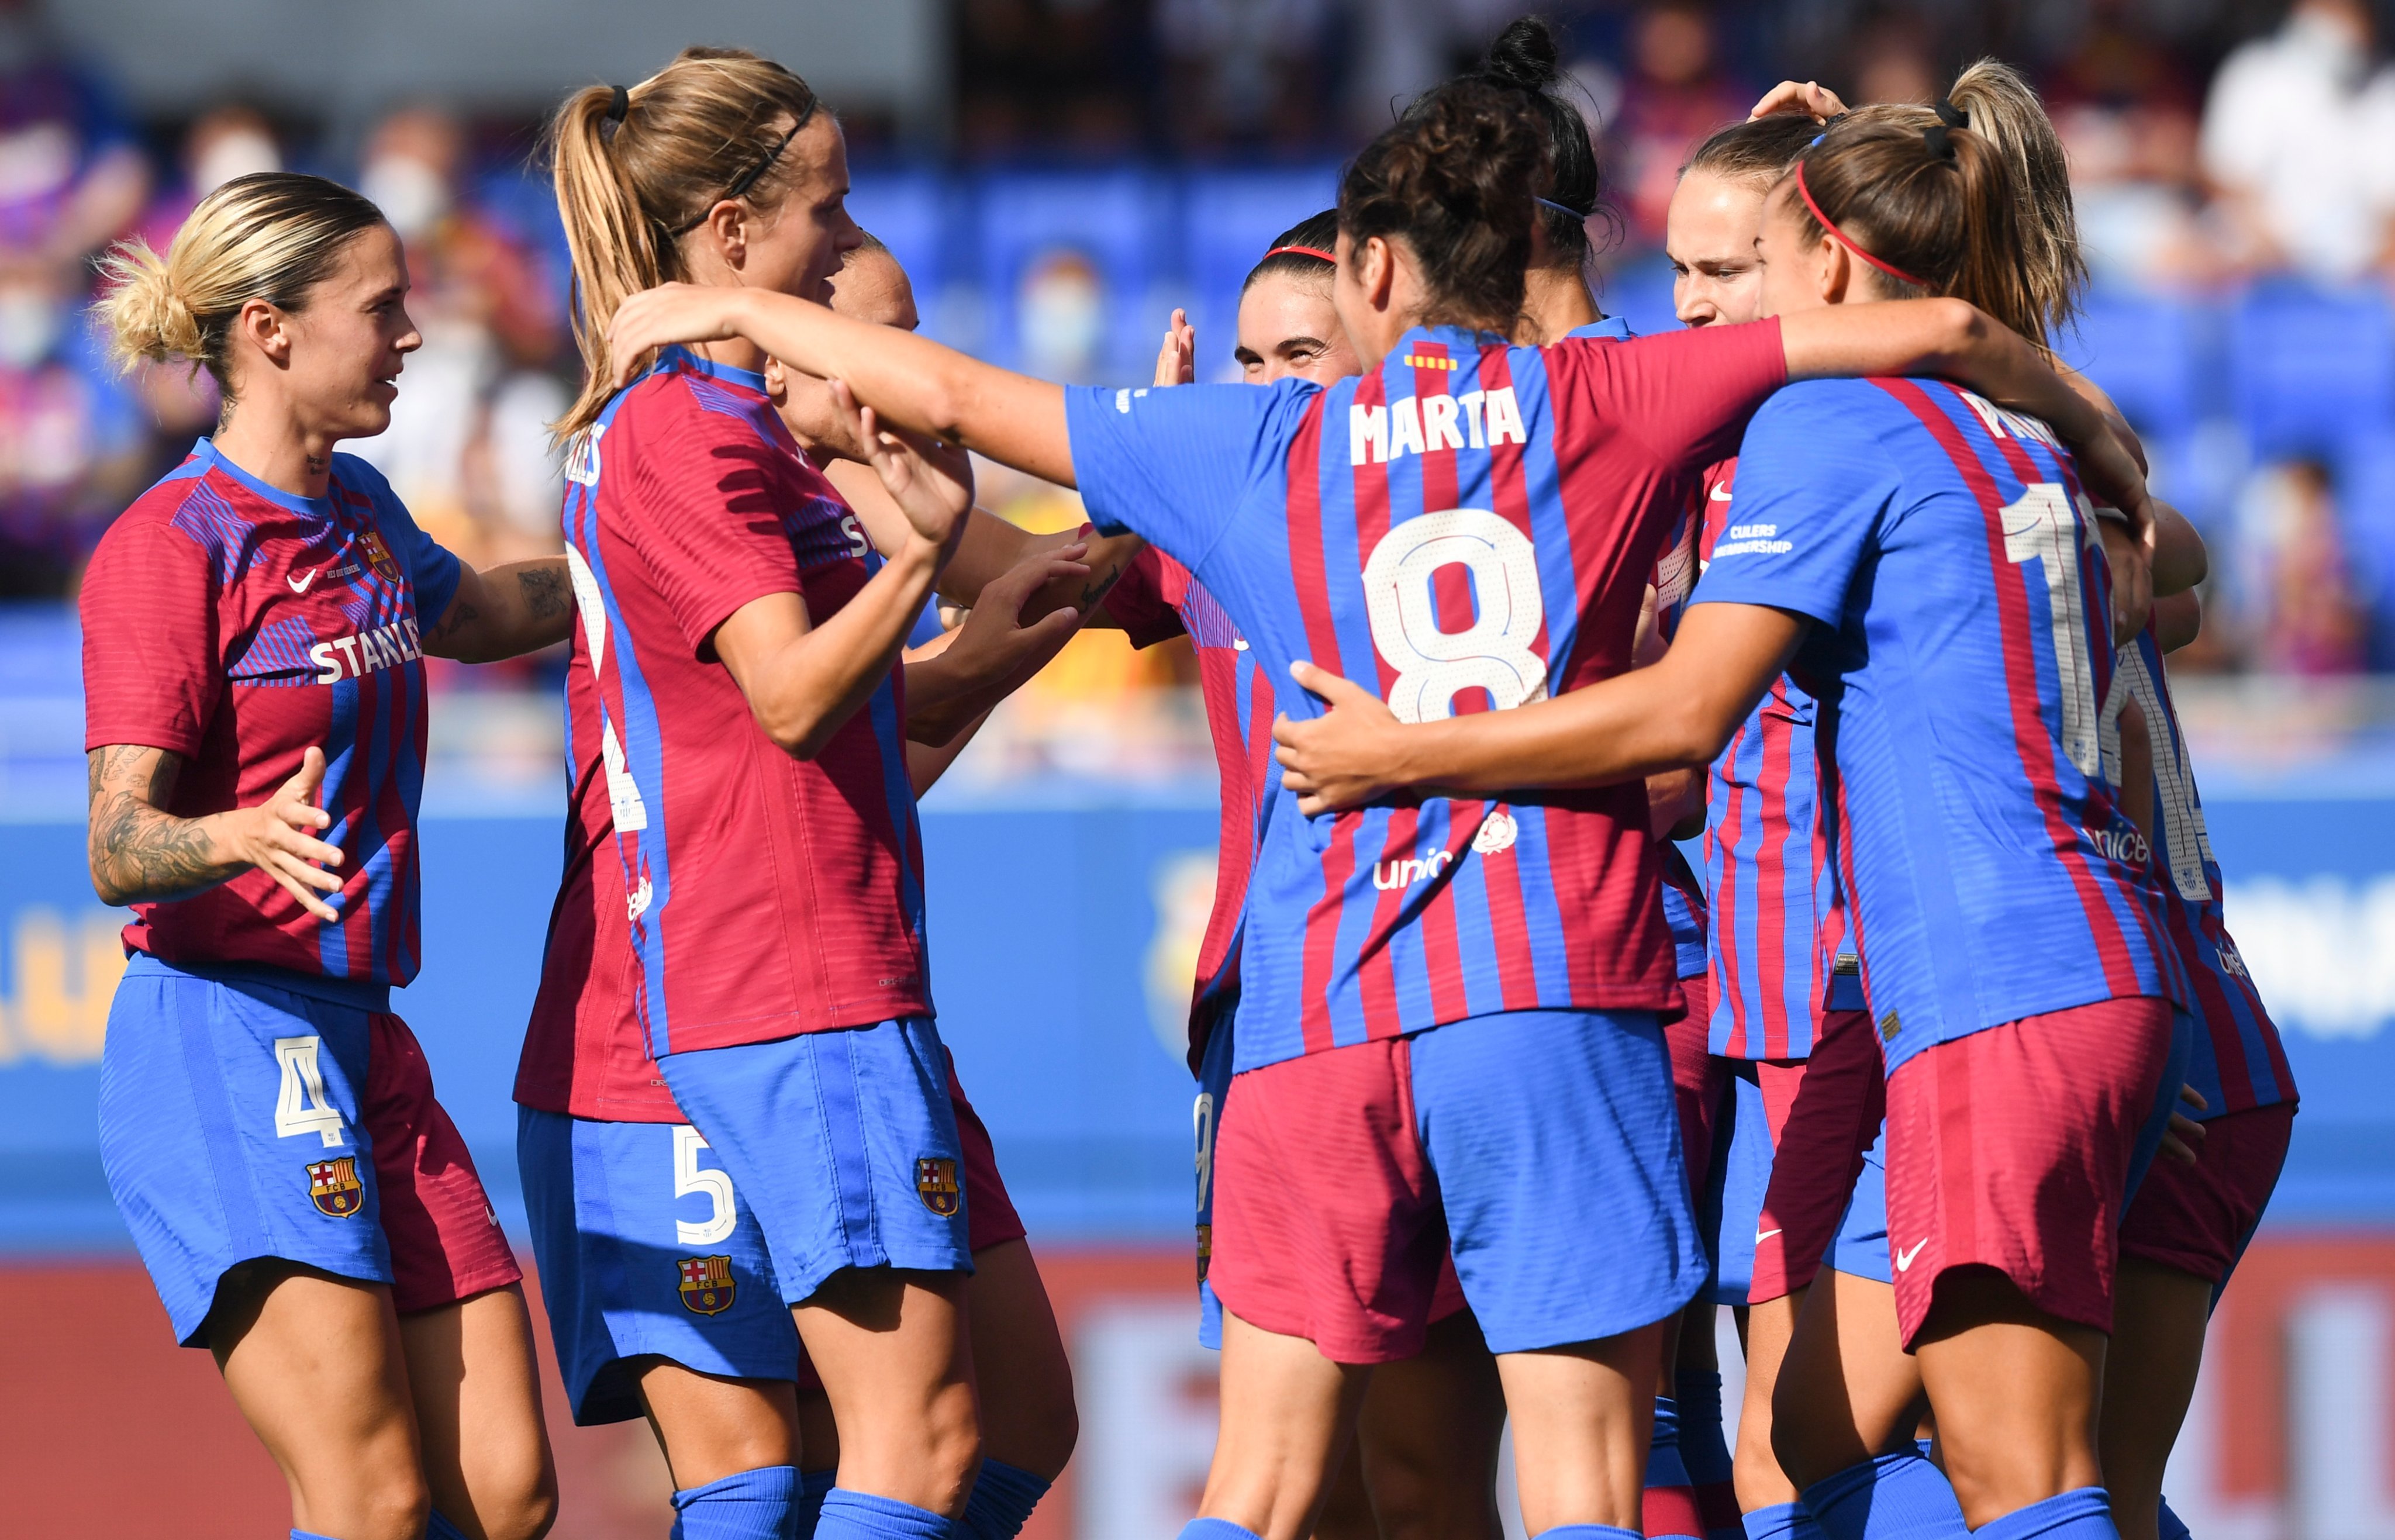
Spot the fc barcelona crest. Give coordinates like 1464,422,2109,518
358,529,402,583
677,1255,736,1315
916,1156,961,1218
307,1158,364,1218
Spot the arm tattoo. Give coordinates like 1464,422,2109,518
86,746,227,904
517,564,571,621
1076,567,1123,612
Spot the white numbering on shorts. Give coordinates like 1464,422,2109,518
1361,509,1548,723
672,1124,737,1247
2104,645,2215,900
1999,484,2102,777
273,1035,348,1148
1192,1090,1217,1210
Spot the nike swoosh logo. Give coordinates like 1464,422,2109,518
1755,1228,1782,1245
1709,484,1734,500
1895,1238,1928,1272
288,568,319,593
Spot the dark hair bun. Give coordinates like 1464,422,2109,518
1479,15,1564,94
1340,76,1545,331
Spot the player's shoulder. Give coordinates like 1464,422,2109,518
1751,377,1927,443
99,447,250,565
327,451,402,512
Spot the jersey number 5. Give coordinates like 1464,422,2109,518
673,1124,737,1247
1362,509,1548,723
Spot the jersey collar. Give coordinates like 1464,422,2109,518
1568,315,1635,341
190,437,337,518
651,343,769,395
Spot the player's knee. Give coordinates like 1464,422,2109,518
476,1461,561,1540
339,1468,432,1540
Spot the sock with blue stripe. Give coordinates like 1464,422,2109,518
816,1487,953,1539
667,1465,798,1540
1178,1522,1264,1540
795,1468,838,1538
2156,1498,2192,1540
958,1458,1052,1539
1972,1489,2118,1540
1678,1370,1742,1538
1536,1527,1645,1539
1803,1450,1969,1540
1646,1397,1707,1538
1746,1501,1828,1540
425,1513,474,1540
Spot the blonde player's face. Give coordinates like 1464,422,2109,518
1233,272,1363,386
1666,168,1770,328
740,115,865,308
274,221,422,441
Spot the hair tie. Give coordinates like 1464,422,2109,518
1536,195,1590,221
1923,123,1957,160
1934,98,1968,128
601,85,630,143
1264,244,1337,263
1792,158,1929,288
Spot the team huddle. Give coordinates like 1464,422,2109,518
72,16,2293,1540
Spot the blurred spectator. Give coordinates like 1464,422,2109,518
2199,0,2395,282
133,103,281,255
0,0,148,289
1157,0,1339,149
2044,2,2232,284
1606,1,1749,246
343,105,565,590
954,0,1150,154
2242,459,2372,674
1847,15,1939,106
0,288,146,595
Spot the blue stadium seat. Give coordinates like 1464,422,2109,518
1595,254,1678,339
1181,167,1341,380
2058,286,2211,441
2334,434,2395,667
2228,280,2395,460
972,170,1180,381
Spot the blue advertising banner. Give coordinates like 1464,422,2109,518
0,795,2389,1252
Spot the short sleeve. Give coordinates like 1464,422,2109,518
81,519,218,757
1101,543,1187,648
1549,320,1787,475
1687,382,1899,627
1064,380,1295,570
620,390,806,655
341,458,464,629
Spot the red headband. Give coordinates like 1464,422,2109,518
1264,244,1337,263
1792,160,1927,290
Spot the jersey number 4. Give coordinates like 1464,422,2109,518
1362,509,1548,723
274,1035,348,1148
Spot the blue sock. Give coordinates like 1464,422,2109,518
1803,1450,1969,1540
1536,1527,1644,1540
958,1459,1051,1539
1972,1489,2117,1540
795,1468,838,1538
1747,1502,1828,1540
816,1487,953,1539
1678,1370,1737,1488
1178,1522,1264,1540
1649,1397,1696,1486
2156,1498,2191,1540
425,1514,473,1540
292,1532,339,1539
670,1465,799,1540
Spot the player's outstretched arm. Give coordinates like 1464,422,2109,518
607,283,1076,488
420,557,575,663
1272,603,1810,816
87,743,344,921
903,545,1092,748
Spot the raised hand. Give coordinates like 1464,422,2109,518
1154,308,1196,388
1750,80,1849,122
1271,661,1410,816
829,378,972,553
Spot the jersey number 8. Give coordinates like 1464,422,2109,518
1362,509,1549,723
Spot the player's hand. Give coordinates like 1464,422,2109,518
1273,661,1410,816
607,282,744,386
2159,1083,2209,1166
1154,308,1196,388
211,746,344,923
829,378,972,555
945,544,1092,692
1751,80,1849,122
2098,513,2155,645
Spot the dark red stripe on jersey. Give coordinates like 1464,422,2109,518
1709,717,1754,1055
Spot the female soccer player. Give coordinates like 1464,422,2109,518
602,75,2152,1540
515,198,1085,1540
85,171,568,1540
543,49,1051,1540
1271,113,2185,1540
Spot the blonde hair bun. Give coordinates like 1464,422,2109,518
95,237,205,368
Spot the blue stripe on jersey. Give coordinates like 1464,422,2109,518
231,615,322,684
315,675,359,978
167,479,250,586
1507,804,1575,1002
864,672,930,968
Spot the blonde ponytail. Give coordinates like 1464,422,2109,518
1945,60,2086,341
547,47,820,438
92,171,386,397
